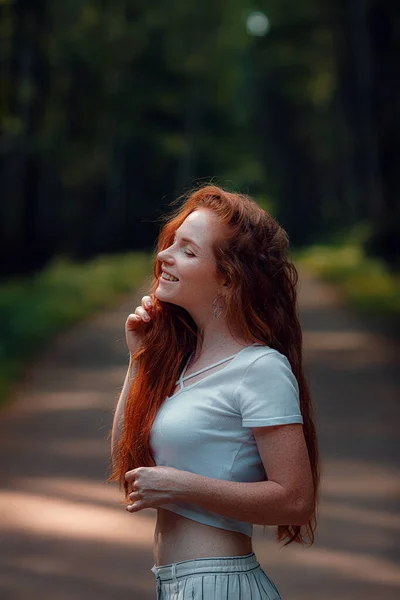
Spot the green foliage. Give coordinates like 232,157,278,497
0,252,153,404
294,243,400,325
1,0,398,275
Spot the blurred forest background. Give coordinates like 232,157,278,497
1,4,400,597
1,0,399,279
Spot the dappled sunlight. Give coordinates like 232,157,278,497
303,330,396,366
3,552,152,595
253,531,400,587
304,330,378,351
0,470,155,598
320,501,400,530
285,544,400,586
8,476,123,504
252,464,400,588
9,390,113,413
0,486,156,599
2,1,399,597
7,555,71,576
2,436,108,458
321,464,400,500
20,365,127,395
0,267,398,598
0,488,155,546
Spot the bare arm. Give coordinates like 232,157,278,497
111,357,137,469
174,424,314,525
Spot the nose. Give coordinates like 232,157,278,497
157,247,174,265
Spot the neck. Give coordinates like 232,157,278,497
193,319,249,361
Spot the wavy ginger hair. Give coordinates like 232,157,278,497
109,184,320,547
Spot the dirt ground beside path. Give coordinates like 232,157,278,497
0,269,399,600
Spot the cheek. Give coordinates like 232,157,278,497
178,256,218,287
183,268,218,295
182,262,208,280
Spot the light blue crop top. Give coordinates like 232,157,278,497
149,343,303,537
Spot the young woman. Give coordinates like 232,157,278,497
109,185,320,599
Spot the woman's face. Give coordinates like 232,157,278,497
155,208,227,317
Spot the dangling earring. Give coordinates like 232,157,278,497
212,293,225,319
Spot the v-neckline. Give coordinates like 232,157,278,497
165,343,263,402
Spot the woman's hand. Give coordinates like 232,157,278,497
124,466,187,512
125,294,155,355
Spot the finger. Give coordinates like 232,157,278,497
126,503,141,512
141,295,153,310
125,469,136,482
126,313,140,323
135,306,150,322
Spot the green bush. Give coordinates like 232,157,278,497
294,244,400,325
0,252,153,405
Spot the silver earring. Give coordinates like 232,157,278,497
212,293,225,319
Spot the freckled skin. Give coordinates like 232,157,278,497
156,209,224,328
153,509,253,566
153,208,254,565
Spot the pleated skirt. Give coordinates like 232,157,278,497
150,552,282,599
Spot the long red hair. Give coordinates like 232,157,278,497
108,184,320,547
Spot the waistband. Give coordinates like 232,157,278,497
151,552,259,582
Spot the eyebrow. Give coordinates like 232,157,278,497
173,232,201,251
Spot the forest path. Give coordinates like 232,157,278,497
0,269,399,600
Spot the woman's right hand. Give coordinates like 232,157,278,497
125,295,154,355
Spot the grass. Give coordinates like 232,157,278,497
2,242,398,407
0,252,154,405
293,243,400,333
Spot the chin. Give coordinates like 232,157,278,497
155,286,175,301
156,287,186,309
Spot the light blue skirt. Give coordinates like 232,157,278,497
150,552,282,599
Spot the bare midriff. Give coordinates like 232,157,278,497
153,345,255,566
153,508,253,566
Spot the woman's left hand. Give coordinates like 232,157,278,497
125,466,187,512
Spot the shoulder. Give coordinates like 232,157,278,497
233,345,302,426
236,345,298,392
241,345,292,374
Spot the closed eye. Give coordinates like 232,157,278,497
171,237,195,257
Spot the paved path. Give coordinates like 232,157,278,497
0,269,399,600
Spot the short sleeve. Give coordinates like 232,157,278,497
234,351,303,428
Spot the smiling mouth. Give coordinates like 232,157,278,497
160,272,179,282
